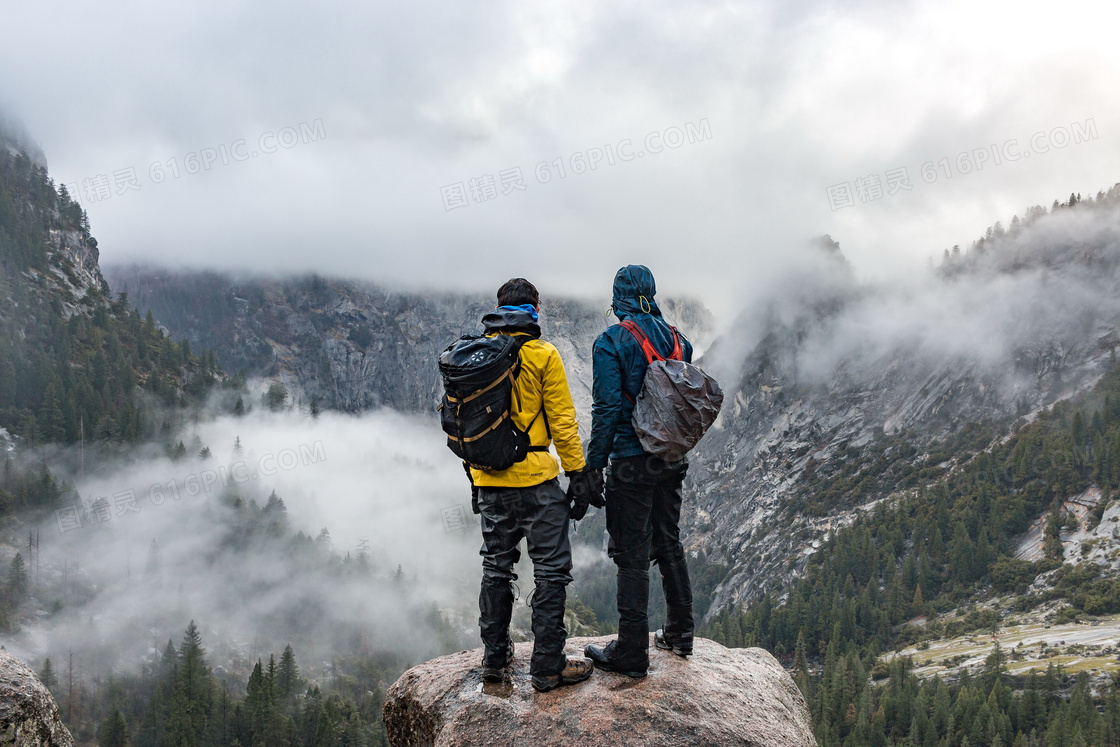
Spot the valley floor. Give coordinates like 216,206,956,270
891,613,1120,681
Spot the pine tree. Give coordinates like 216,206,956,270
263,492,289,537
911,583,925,618
245,656,287,746
1044,502,1065,560
39,658,57,691
245,659,266,725
343,717,369,747
264,383,288,412
172,620,212,744
38,383,67,442
8,552,28,600
98,705,129,747
793,631,810,696
277,645,299,700
313,700,340,747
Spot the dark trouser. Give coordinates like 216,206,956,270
605,455,693,658
477,478,572,677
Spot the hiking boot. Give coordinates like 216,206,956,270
655,628,693,657
584,640,648,678
531,657,594,692
654,602,694,657
480,637,515,683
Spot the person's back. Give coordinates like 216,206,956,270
467,306,580,490
584,265,697,677
465,278,597,693
586,265,694,469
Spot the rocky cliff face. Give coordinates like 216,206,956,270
1,118,103,308
102,267,713,419
382,635,815,747
0,650,74,746
30,228,107,319
687,194,1120,613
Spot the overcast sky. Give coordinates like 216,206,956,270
2,0,1117,314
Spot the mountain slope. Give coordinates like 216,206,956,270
0,136,222,447
102,266,714,419
686,188,1120,614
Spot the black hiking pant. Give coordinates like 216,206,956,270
477,478,572,677
605,454,693,659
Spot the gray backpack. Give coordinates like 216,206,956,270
620,321,724,462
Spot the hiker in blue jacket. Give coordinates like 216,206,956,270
583,265,696,678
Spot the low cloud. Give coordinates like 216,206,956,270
10,408,487,677
706,198,1120,408
2,1,1118,310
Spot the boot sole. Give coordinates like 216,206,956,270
654,640,692,657
613,669,648,678
591,662,647,678
584,645,647,678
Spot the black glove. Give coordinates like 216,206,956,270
585,468,606,509
566,468,604,520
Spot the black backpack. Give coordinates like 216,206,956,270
438,334,547,471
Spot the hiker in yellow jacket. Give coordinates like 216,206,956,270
469,278,601,692
467,315,583,490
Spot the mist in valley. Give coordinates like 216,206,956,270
4,405,496,686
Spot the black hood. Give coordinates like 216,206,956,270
481,307,542,338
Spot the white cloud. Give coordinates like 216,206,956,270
1,0,1117,312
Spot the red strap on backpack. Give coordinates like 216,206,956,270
619,321,681,404
619,320,682,363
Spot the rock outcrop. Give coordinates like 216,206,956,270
383,635,815,747
0,650,75,746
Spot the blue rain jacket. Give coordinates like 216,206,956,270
586,265,693,469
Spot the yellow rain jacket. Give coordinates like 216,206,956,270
469,331,586,488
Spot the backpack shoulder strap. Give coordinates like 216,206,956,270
512,334,551,452
619,320,662,364
667,326,683,361
619,320,682,362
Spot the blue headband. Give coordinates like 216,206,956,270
499,304,539,321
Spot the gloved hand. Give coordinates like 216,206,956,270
584,468,606,509
566,467,604,520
